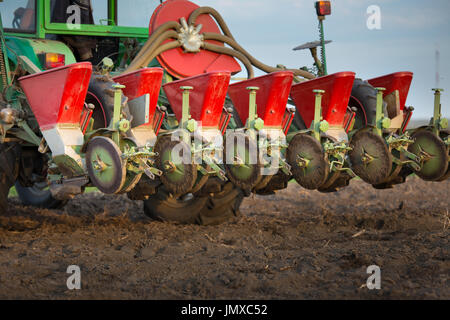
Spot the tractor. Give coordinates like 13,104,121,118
0,0,448,225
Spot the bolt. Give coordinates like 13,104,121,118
253,118,264,131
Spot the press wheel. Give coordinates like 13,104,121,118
286,133,329,190
408,129,448,181
349,130,392,185
155,135,197,196
224,132,262,190
86,136,127,194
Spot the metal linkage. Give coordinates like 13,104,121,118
323,140,355,177
178,86,227,181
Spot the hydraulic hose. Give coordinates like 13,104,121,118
188,7,235,41
136,41,182,72
202,42,254,79
126,21,181,72
128,5,315,81
127,29,179,72
189,7,315,80
203,32,315,80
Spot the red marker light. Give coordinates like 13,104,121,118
315,1,331,16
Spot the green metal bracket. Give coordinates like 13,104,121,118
323,140,356,177
247,86,259,123
318,18,328,76
180,86,194,143
246,86,264,130
431,88,447,135
111,84,126,146
375,87,387,136
311,89,328,141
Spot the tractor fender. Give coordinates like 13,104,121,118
5,36,76,72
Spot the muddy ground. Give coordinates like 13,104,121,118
0,177,448,300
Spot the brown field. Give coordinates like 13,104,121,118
0,177,448,300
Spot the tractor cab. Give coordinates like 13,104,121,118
0,0,155,68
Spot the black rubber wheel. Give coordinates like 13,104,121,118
143,187,208,224
350,78,387,130
85,73,127,129
15,181,67,209
0,143,20,213
14,149,67,210
198,181,245,226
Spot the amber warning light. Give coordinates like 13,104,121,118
315,1,331,16
39,53,66,70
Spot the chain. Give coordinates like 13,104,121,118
0,42,7,88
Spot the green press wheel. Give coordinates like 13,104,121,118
224,132,262,191
349,129,392,185
86,136,127,194
408,129,448,181
286,133,329,190
155,135,197,196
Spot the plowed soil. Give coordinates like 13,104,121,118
0,177,448,299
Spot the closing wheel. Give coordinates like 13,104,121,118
224,132,262,190
155,135,197,196
287,133,329,190
408,129,448,181
349,130,392,185
86,136,126,194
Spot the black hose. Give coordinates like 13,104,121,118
188,7,235,40
127,30,179,72
203,32,315,80
202,42,254,79
190,7,315,80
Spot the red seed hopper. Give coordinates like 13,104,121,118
113,68,164,127
367,72,413,111
163,71,231,129
19,62,93,131
290,72,356,128
228,71,294,128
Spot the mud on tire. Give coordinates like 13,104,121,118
143,181,245,226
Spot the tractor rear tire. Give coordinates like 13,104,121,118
350,78,387,129
86,73,126,129
197,182,245,226
143,182,244,225
143,187,208,224
0,143,20,213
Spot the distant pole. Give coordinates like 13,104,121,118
435,45,440,88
